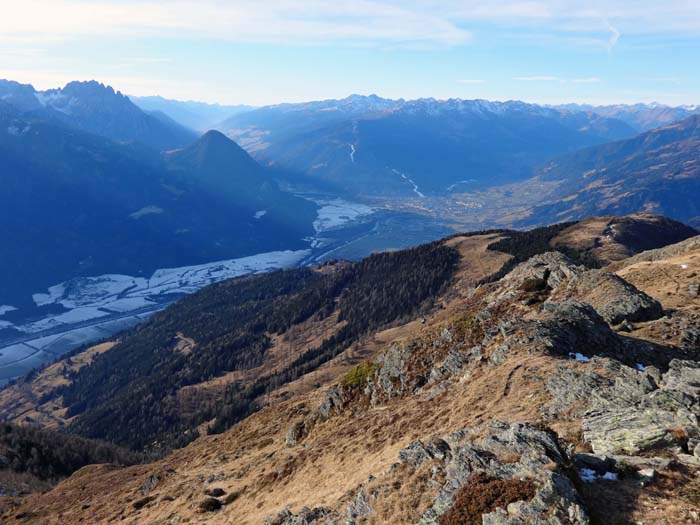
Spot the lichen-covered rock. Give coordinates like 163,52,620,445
140,474,160,496
583,406,697,455
265,507,338,525
544,365,609,418
394,421,590,525
346,489,372,525
317,386,349,420
538,300,622,359
285,420,306,447
499,252,582,293
662,359,700,397
589,361,658,411
553,269,663,325
582,358,700,456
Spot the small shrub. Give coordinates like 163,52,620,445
132,495,157,510
341,362,377,389
667,428,690,452
223,490,242,505
438,473,536,525
204,487,226,497
198,497,223,512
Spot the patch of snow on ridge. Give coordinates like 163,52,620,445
35,91,77,115
579,469,597,483
568,352,591,363
580,469,619,483
254,210,267,219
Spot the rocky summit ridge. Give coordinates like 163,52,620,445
1,217,699,524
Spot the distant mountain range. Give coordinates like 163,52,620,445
129,95,253,131
554,103,700,133
0,80,196,150
217,95,641,195
522,114,700,226
0,83,316,306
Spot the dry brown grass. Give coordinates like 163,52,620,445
6,233,700,525
577,465,700,525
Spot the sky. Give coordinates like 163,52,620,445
1,0,700,107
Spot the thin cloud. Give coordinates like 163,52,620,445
457,79,485,84
0,1,472,47
513,76,560,82
3,1,700,51
604,19,621,51
572,77,601,83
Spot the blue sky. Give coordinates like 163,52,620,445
1,0,699,106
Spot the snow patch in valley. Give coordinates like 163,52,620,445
137,250,311,297
129,205,164,219
254,210,267,219
0,306,17,316
26,250,311,334
33,276,147,309
18,307,111,333
348,143,356,163
310,198,374,233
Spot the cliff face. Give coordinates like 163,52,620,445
2,219,700,524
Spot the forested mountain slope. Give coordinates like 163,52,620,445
523,115,700,226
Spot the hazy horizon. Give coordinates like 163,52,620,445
4,77,700,110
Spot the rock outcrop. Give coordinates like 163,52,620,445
359,422,589,525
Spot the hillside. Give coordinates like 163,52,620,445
0,422,143,498
1,215,698,524
550,213,698,266
0,101,316,306
218,96,637,195
522,115,700,226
